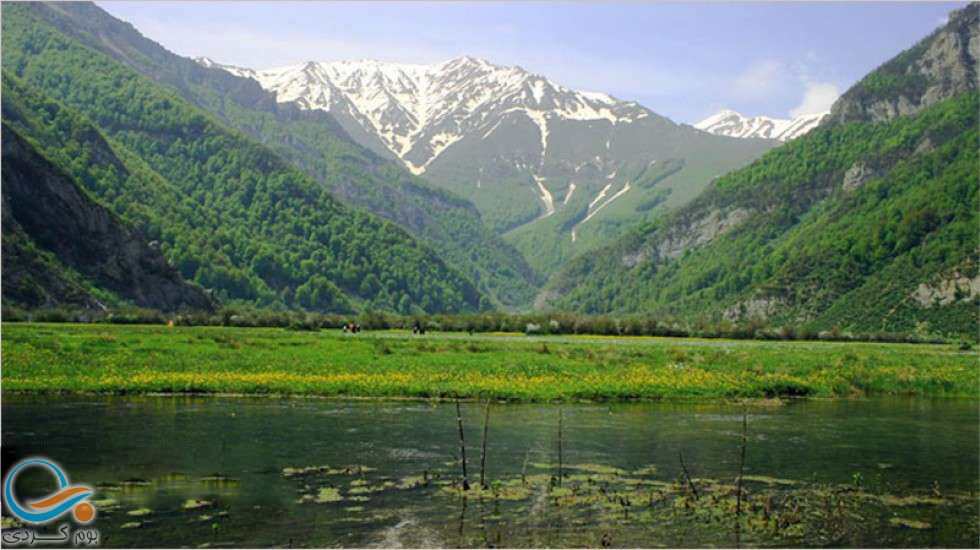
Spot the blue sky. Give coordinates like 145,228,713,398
98,1,964,124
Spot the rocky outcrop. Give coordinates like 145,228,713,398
827,4,978,126
911,271,980,307
842,162,877,192
1,124,213,312
723,295,788,322
621,207,751,267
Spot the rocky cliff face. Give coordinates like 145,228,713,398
1,124,213,312
615,6,979,273
827,4,978,126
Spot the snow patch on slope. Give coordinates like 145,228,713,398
569,181,631,241
588,183,613,210
199,55,649,174
695,109,829,141
524,110,550,158
532,175,555,218
582,182,630,225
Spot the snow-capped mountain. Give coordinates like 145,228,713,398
694,110,829,141
196,56,648,175
197,55,775,275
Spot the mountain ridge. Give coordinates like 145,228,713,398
196,55,650,175
197,53,775,279
2,3,490,314
10,1,539,309
695,109,829,141
542,4,979,337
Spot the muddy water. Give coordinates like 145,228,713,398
2,395,977,547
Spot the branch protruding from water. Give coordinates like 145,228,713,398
679,450,699,500
735,405,748,547
479,398,491,489
456,398,470,491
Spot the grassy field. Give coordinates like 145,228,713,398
1,323,976,400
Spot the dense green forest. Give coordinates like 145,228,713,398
2,1,976,337
1,5,487,314
548,92,978,337
11,2,539,309
2,122,213,312
544,5,979,338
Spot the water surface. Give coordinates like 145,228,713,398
2,395,977,547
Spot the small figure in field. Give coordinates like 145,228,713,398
343,321,361,334
412,320,426,335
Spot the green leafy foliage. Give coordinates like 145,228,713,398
549,93,979,338
1,5,484,313
12,1,539,309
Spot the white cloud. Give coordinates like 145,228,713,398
732,59,786,100
790,81,840,117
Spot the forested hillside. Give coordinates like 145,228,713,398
544,5,979,338
12,1,540,308
1,5,486,314
2,123,213,312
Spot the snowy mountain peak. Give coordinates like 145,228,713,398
695,109,829,141
198,55,649,174
194,56,217,68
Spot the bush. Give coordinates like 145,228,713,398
287,314,320,331
2,305,29,321
32,308,76,323
106,307,165,325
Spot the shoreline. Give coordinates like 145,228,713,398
3,389,978,405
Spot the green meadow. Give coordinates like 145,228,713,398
1,323,976,401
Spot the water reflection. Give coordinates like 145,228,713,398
2,395,977,547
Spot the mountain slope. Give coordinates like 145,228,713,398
205,55,777,276
827,5,978,126
695,110,829,141
2,123,213,312
204,56,653,176
20,2,539,309
544,5,979,338
1,4,485,314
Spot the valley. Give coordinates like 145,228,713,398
0,2,976,337
1,4,978,549
199,55,777,276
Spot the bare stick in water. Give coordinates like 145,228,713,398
735,405,748,546
679,450,699,500
479,399,491,488
557,408,564,487
521,449,531,486
456,399,470,491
